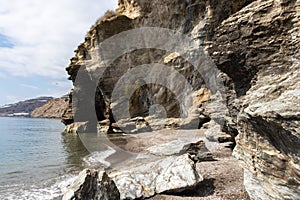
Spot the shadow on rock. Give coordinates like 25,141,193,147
163,178,216,197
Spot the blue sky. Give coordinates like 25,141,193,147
0,0,118,106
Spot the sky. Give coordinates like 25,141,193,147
0,0,118,106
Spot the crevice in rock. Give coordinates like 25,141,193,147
198,115,211,129
250,116,300,158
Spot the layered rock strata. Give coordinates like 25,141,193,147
62,0,255,135
208,0,300,199
62,0,300,199
31,96,69,118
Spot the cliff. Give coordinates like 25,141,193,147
62,0,300,199
30,96,69,119
62,0,254,131
208,0,300,199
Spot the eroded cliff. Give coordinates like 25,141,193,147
62,0,254,133
31,96,69,119
62,0,300,199
208,0,300,199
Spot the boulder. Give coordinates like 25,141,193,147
110,154,202,199
146,139,213,161
63,169,120,200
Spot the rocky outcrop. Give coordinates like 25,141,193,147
61,0,300,199
31,96,69,118
208,0,300,199
63,0,255,134
63,169,120,200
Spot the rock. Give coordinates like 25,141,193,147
63,121,94,134
30,96,69,118
209,0,300,199
185,141,214,162
63,169,120,200
110,154,202,199
202,120,233,144
60,0,300,199
147,139,198,156
62,0,255,132
146,138,213,162
61,91,74,125
113,117,152,134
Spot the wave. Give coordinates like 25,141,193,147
82,146,116,168
0,174,77,200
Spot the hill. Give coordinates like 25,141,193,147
30,96,69,119
0,97,53,117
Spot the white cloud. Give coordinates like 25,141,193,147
0,0,118,78
19,83,39,90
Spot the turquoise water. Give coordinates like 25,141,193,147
0,117,89,200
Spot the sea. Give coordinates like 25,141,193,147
0,117,89,200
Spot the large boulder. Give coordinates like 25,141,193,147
110,154,202,199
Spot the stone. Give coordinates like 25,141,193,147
31,96,69,119
59,0,300,199
146,139,198,156
110,154,202,199
62,0,255,133
113,117,152,134
63,122,90,134
185,141,214,162
146,138,213,162
63,169,120,200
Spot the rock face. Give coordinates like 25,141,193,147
31,96,69,118
62,0,255,133
62,0,300,199
110,154,202,200
63,169,120,200
208,0,300,199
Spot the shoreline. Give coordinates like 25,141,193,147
63,129,250,199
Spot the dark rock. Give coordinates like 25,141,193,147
63,169,120,200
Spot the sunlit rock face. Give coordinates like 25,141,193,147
31,96,69,119
62,0,254,133
62,0,299,199
209,0,300,199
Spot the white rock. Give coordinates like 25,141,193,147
110,154,202,199
63,169,120,200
